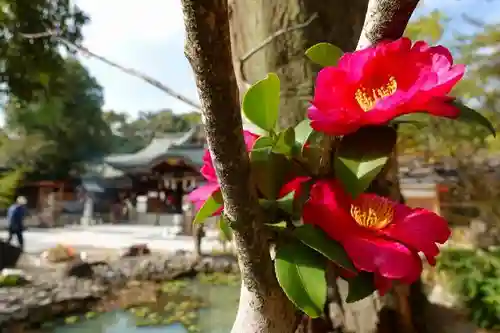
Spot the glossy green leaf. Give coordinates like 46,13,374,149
345,272,376,303
275,241,327,317
274,127,295,156
454,100,496,137
217,215,233,241
334,126,397,198
276,191,295,214
305,43,344,67
252,136,275,150
250,149,289,200
265,220,288,230
294,224,355,273
294,119,314,148
242,73,280,132
193,191,223,224
390,113,430,129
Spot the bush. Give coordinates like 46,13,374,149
436,248,500,329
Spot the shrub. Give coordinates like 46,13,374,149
436,248,500,329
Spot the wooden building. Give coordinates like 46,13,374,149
83,126,206,216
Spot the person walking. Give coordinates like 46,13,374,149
6,196,28,251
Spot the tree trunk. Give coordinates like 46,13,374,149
229,1,429,333
180,1,301,332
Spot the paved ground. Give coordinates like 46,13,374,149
0,225,228,255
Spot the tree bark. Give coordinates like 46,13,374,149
229,0,369,128
229,0,428,333
180,1,300,333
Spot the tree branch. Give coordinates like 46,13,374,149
237,13,319,86
180,1,299,333
357,0,419,49
355,1,420,333
20,31,201,110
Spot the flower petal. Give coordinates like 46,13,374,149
302,180,356,241
381,206,451,265
188,182,220,204
342,232,423,283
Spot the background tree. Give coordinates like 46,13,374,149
0,0,88,102
3,59,110,179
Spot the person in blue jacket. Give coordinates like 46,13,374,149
6,196,28,251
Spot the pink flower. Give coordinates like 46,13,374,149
308,37,465,136
188,130,260,213
302,179,451,295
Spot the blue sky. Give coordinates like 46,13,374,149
75,0,500,117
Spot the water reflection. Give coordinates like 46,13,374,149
46,283,239,333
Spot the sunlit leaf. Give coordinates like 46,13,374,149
193,191,223,224
334,126,397,198
305,43,344,67
275,241,327,317
217,215,233,241
242,73,280,132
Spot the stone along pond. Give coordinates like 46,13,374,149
0,250,241,333
42,281,240,333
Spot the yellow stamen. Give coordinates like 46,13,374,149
355,76,398,112
350,197,394,230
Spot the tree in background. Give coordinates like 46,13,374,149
0,0,88,102
0,168,26,208
3,59,110,179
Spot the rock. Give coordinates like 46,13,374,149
120,244,151,258
44,245,77,263
0,241,22,270
64,259,94,279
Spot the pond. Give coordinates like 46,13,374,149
41,281,240,333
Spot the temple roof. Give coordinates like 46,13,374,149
104,126,205,171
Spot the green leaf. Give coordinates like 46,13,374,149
242,73,280,132
253,136,275,150
454,100,496,137
276,191,295,214
193,191,223,224
275,241,327,317
265,220,288,230
334,126,397,198
305,43,344,67
251,140,289,200
390,113,430,129
294,224,356,273
294,119,314,148
217,215,233,241
345,272,376,303
274,127,295,156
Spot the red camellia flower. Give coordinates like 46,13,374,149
188,130,260,212
308,37,465,136
301,179,450,295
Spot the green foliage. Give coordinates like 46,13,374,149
275,241,327,318
436,248,500,329
242,73,280,132
4,59,110,179
294,224,355,273
193,191,223,225
0,168,26,208
305,42,344,67
217,215,233,241
345,272,376,303
454,100,496,137
0,0,88,101
334,127,397,198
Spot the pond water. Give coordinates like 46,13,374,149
42,282,240,333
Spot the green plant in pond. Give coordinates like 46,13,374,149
85,311,97,319
0,275,21,287
64,316,79,324
128,280,204,331
197,272,240,286
436,248,500,329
